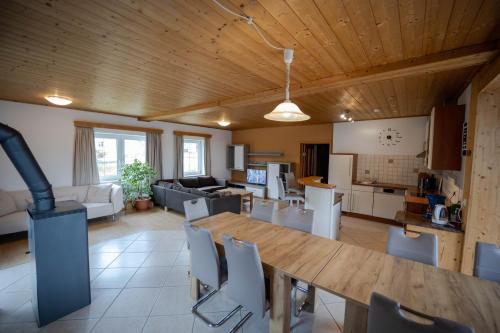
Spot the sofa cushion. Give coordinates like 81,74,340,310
54,186,89,203
82,203,114,219
189,188,211,198
0,191,17,217
157,181,173,189
207,192,221,199
86,184,112,203
0,211,28,235
178,178,200,188
198,176,217,187
172,184,184,191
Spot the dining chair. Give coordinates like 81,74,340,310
280,207,314,234
367,292,474,333
474,241,500,283
183,198,209,222
222,234,267,332
184,223,241,328
386,226,438,267
277,176,304,207
284,172,304,195
250,199,275,223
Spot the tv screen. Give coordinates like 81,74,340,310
247,169,267,185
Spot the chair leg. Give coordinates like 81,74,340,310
228,311,253,333
293,284,310,317
192,288,242,328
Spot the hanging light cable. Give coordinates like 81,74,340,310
212,0,310,122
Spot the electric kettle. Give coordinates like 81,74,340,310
432,204,449,225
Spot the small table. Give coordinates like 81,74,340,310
217,188,253,211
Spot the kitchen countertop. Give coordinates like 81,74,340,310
394,210,463,233
298,176,336,189
352,181,418,191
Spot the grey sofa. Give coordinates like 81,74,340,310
151,177,241,215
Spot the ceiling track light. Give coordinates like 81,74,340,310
212,0,310,122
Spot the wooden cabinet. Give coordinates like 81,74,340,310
406,224,464,271
426,105,465,170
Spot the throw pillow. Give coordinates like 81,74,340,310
189,188,210,197
198,176,216,187
0,190,17,217
207,192,221,199
179,177,200,188
86,184,113,203
157,181,173,189
172,184,184,191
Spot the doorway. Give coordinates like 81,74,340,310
300,143,330,183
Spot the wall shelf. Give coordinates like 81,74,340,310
247,152,283,157
247,162,267,167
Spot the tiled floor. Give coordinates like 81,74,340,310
0,209,390,333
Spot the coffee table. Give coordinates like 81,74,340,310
216,188,253,211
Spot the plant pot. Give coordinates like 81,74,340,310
134,198,151,211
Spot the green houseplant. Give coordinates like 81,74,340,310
120,159,158,211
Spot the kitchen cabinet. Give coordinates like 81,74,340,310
373,191,405,219
426,105,465,170
351,187,374,216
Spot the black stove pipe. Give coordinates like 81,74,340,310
0,122,55,211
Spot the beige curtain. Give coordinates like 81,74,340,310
73,126,99,185
174,134,184,179
146,132,162,179
204,137,211,176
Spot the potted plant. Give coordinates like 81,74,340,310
120,159,158,211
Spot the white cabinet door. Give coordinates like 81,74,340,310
338,188,351,212
351,190,373,215
267,163,280,199
373,193,405,220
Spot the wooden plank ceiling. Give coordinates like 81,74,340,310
0,0,498,129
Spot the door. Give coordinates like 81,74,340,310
373,193,405,219
267,163,280,199
300,143,330,182
351,190,374,215
328,154,353,188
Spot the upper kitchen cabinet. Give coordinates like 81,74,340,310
426,105,465,170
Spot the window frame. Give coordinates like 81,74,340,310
183,136,206,178
94,130,146,182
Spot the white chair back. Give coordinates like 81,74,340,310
250,199,275,223
386,227,438,266
183,198,209,222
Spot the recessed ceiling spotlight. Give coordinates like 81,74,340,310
347,117,353,122
373,108,381,113
350,119,355,123
45,95,72,106
217,120,231,127
340,111,348,120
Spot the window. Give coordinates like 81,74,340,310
95,130,146,182
183,137,205,177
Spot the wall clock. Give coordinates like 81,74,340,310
378,128,403,146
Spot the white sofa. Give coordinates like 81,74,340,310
0,184,124,235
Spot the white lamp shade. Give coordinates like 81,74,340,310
264,101,310,122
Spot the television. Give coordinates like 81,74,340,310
246,168,267,186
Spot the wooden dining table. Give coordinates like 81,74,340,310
192,212,500,333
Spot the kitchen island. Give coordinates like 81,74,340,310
298,176,341,240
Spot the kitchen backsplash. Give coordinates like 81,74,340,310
356,154,425,186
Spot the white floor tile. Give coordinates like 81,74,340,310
137,231,171,241
108,253,149,268
91,240,132,253
0,264,30,291
150,286,194,316
91,316,147,333
124,241,157,253
153,240,185,252
62,289,121,320
163,266,190,287
317,289,345,304
126,267,171,288
0,322,42,333
142,314,194,333
0,300,36,323
41,318,98,333
104,288,160,317
292,302,342,333
91,268,137,289
142,252,179,267
89,269,103,282
1,275,31,293
197,288,241,314
324,302,346,331
0,291,33,323
88,253,119,269
174,251,191,266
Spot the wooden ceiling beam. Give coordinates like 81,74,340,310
140,41,499,121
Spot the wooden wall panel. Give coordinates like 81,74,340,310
461,88,500,274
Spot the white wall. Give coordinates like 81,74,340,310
333,116,428,155
0,100,231,191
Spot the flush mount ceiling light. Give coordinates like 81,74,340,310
373,108,381,113
213,0,310,122
45,95,72,106
217,119,231,127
